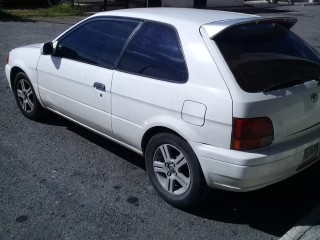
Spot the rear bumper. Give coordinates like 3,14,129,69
190,125,320,191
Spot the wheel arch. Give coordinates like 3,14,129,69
9,64,46,109
143,127,210,207
10,66,24,89
141,126,187,154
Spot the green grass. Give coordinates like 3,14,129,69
0,9,13,18
0,3,84,19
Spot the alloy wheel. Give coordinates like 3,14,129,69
16,78,34,113
153,144,191,195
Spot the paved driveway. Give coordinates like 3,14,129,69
1,5,320,240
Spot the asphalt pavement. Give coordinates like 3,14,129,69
1,4,320,240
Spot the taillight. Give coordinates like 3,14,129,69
6,53,9,64
231,117,274,151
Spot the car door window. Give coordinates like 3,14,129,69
55,19,140,69
117,21,188,82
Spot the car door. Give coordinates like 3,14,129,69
37,18,140,136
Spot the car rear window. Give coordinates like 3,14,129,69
214,23,320,93
117,21,188,83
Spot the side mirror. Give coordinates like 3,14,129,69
41,42,53,55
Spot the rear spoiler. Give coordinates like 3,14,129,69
202,16,297,39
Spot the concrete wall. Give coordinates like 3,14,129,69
161,0,194,7
77,0,245,8
207,0,243,7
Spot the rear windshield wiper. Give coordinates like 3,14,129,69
263,79,302,93
263,78,319,93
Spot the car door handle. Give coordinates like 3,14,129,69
93,82,105,92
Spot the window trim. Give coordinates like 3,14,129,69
115,20,189,84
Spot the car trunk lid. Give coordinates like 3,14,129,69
201,17,320,144
232,81,320,141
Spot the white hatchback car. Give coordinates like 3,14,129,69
5,8,320,208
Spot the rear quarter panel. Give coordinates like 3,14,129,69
203,35,320,142
111,24,233,150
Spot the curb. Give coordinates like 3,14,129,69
293,1,320,6
279,203,320,240
245,1,320,6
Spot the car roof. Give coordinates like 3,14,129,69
89,8,297,39
93,8,257,28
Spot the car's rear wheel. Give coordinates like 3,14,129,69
13,72,45,120
145,133,209,208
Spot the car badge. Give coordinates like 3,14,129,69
311,93,318,103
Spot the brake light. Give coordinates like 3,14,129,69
6,53,9,64
231,117,274,151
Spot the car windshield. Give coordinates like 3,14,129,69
214,23,320,93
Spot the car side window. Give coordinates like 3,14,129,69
117,21,188,82
55,19,139,69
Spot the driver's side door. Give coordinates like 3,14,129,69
37,18,140,136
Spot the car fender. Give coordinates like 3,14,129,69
8,45,45,107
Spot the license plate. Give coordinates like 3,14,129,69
303,143,319,162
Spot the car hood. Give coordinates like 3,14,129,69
9,43,43,60
8,43,44,75
19,43,43,49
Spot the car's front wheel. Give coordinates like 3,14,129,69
13,72,45,120
145,133,209,208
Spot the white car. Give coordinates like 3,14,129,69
5,8,320,208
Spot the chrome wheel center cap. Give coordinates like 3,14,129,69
169,165,175,173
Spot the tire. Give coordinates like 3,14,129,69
145,133,209,208
13,72,45,120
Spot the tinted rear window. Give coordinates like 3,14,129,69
214,23,320,93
